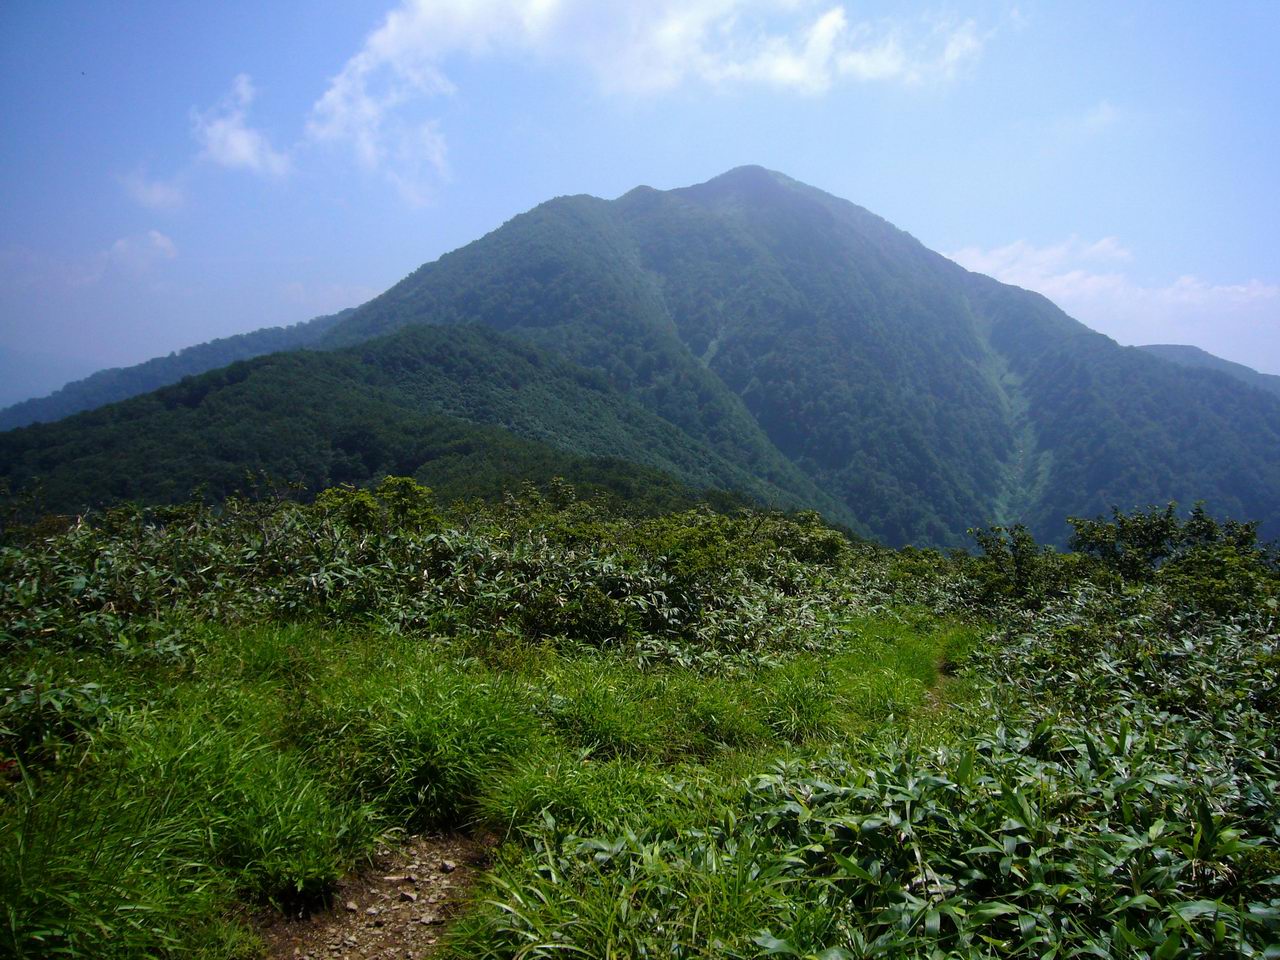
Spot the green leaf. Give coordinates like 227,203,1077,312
753,932,800,955
1170,899,1228,921
971,902,1021,920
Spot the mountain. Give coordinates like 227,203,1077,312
0,327,761,517
1138,343,1280,399
0,312,347,432
4,166,1279,545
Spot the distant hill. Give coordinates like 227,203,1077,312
4,166,1279,546
0,327,760,517
1138,343,1280,399
0,312,348,432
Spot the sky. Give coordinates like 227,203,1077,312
1,1,1278,407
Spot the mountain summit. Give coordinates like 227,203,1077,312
4,168,1279,545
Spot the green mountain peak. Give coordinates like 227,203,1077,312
4,169,1279,546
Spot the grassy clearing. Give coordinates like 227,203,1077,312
1,612,962,957
2,485,1277,957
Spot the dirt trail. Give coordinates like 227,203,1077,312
258,835,486,960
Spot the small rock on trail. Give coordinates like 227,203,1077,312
257,834,484,959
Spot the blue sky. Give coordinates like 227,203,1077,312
2,1,1278,406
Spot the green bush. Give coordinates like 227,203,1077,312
0,671,113,766
4,485,1277,959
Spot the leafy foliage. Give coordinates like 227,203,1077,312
2,487,1277,958
0,480,859,676
0,480,945,957
0,327,786,519
1066,502,1278,615
453,516,1280,959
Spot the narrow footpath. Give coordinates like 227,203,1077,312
258,835,485,960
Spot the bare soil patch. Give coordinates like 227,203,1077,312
258,835,486,960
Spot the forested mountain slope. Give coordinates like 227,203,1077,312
0,311,348,432
1138,343,1280,399
309,165,1280,544
4,166,1279,545
0,325,814,518
964,277,1280,542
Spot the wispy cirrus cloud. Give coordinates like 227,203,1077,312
949,235,1280,370
567,2,986,95
1049,99,1122,145
305,0,562,200
308,1,991,202
192,74,291,177
1072,99,1120,135
100,229,177,274
120,74,287,207
73,229,178,286
949,234,1135,300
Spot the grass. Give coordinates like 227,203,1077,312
2,489,1276,957
1,603,964,958
3,771,251,960
448,601,1280,958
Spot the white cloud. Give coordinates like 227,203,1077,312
948,236,1280,371
1052,99,1121,141
0,231,179,292
1077,99,1119,133
948,235,1132,300
305,0,551,199
114,229,177,264
309,1,990,200
192,74,291,177
569,3,985,95
79,230,178,285
120,171,185,210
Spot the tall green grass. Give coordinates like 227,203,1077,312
447,598,1280,958
11,487,1266,957
2,770,250,959
2,592,959,957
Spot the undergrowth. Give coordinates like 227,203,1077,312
1,482,1276,957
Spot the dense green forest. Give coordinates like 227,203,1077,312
2,481,1277,957
0,325,834,521
3,166,1279,546
1138,343,1280,399
0,312,348,433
